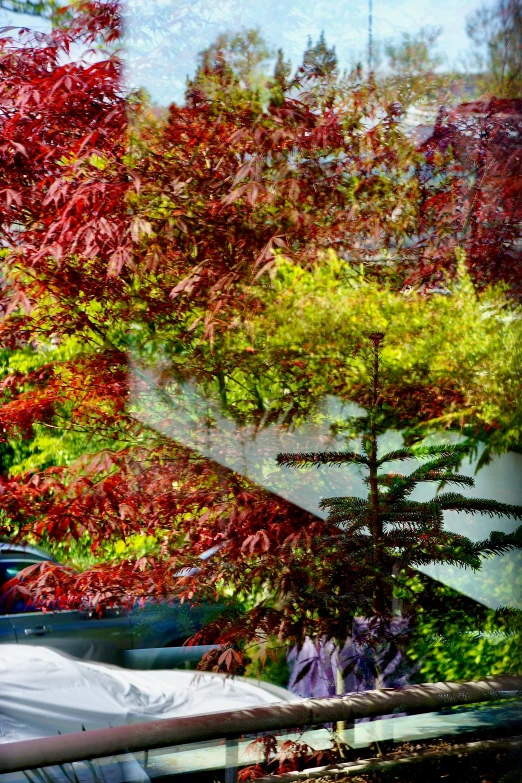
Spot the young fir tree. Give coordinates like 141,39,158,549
301,31,338,79
296,31,339,108
270,48,292,106
277,332,522,621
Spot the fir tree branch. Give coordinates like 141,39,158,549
372,473,475,509
475,526,522,556
373,472,474,489
432,474,475,489
410,453,466,477
405,551,482,569
276,451,369,468
319,497,368,511
377,443,470,466
319,498,371,530
381,504,444,525
436,493,522,519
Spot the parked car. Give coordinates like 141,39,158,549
0,541,224,665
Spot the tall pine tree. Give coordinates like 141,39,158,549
277,332,522,621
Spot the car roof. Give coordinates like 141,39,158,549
0,540,56,562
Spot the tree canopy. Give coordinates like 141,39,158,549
467,0,522,98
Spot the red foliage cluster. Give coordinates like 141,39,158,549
238,734,353,780
0,351,128,439
422,99,522,291
0,439,340,659
0,2,130,347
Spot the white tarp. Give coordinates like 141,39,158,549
0,645,293,744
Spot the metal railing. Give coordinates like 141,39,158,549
0,675,521,774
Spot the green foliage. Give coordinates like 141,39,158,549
383,26,453,106
0,338,80,476
405,575,522,681
8,425,90,477
208,249,522,455
187,28,273,108
59,532,161,570
244,640,290,687
0,0,56,17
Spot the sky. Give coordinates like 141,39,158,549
1,0,487,104
123,0,486,104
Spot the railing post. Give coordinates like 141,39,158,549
336,661,346,736
225,738,238,783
